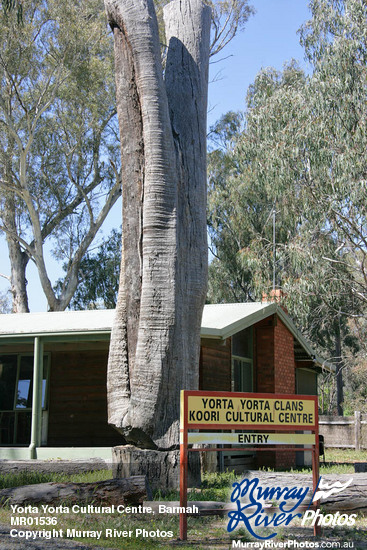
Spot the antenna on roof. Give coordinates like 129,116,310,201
273,201,276,292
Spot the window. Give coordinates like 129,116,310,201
232,357,253,392
224,327,255,470
0,355,49,445
232,327,253,392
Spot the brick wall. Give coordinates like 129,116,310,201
199,315,299,470
255,318,275,393
200,338,231,392
274,317,296,468
255,315,296,469
274,318,296,394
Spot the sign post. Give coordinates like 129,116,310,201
179,390,320,541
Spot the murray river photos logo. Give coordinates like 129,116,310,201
227,476,356,540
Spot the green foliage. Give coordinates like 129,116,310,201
1,0,22,23
201,469,237,488
0,0,254,312
343,317,367,413
56,228,121,310
207,0,367,412
0,0,120,310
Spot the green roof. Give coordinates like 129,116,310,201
0,303,332,371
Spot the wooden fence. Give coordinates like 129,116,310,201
319,412,367,450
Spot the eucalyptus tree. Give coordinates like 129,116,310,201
207,64,310,305
104,0,211,450
1,0,22,21
56,228,121,311
298,0,367,413
209,1,367,317
104,0,253,449
0,0,121,312
208,62,361,411
154,0,254,57
0,289,11,313
298,0,367,315
208,0,367,414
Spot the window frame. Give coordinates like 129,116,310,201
0,353,50,446
231,326,254,393
231,355,253,393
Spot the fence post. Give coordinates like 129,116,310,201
355,411,361,451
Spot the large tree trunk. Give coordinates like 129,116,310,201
105,0,210,449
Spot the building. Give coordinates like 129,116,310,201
0,302,328,467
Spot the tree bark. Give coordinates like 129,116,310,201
3,194,30,313
2,131,30,313
112,445,201,491
105,0,210,449
0,476,151,506
335,320,344,416
164,0,210,430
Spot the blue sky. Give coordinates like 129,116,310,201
0,0,312,312
208,0,311,126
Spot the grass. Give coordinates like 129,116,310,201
0,449,366,549
154,470,237,503
313,447,366,474
258,447,366,475
0,469,236,549
324,447,367,464
0,468,113,490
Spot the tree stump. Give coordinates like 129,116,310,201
200,445,218,474
112,445,200,492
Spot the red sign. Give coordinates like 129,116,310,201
179,390,320,541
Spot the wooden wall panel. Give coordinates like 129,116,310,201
47,349,122,447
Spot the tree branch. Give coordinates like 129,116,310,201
56,177,122,310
